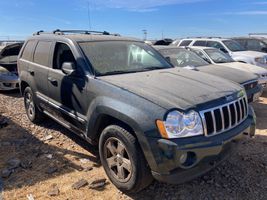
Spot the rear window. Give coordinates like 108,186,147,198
179,40,192,46
21,40,36,61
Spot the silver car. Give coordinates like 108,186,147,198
0,42,23,91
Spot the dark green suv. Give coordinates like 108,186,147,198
18,30,256,193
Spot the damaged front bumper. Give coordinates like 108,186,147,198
145,106,256,184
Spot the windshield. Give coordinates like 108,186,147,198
158,48,209,67
79,41,172,76
223,40,246,52
204,49,235,63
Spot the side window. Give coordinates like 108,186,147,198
179,40,192,46
33,41,52,66
193,41,207,46
53,43,76,70
246,40,261,51
207,41,227,53
235,39,246,48
21,40,36,61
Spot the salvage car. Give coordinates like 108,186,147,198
174,37,267,69
18,30,256,193
0,42,23,90
188,46,267,89
154,46,262,103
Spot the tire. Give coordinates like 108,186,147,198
23,87,44,123
99,125,153,193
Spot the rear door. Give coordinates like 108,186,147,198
32,40,53,102
47,42,89,132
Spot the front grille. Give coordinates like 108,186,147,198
199,96,248,136
243,81,258,91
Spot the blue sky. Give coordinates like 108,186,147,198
0,0,267,40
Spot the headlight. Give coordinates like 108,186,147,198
156,110,203,139
255,57,266,64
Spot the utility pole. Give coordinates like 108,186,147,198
142,29,147,41
87,1,92,30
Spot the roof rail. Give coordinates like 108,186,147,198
52,29,111,35
33,29,120,36
186,36,222,39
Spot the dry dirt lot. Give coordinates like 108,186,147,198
0,91,267,200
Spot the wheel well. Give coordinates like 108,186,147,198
20,81,29,95
94,114,136,142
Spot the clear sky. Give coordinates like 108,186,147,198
0,0,267,40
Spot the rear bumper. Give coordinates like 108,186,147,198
144,106,256,184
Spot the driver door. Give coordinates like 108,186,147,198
47,42,88,132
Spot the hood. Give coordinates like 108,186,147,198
99,68,242,110
217,62,267,75
197,64,258,84
231,50,267,59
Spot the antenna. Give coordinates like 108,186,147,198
87,1,92,30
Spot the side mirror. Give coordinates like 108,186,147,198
62,62,76,75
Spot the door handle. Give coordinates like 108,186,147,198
48,77,58,86
28,69,34,76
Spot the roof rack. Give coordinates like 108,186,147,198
186,36,222,39
33,29,119,36
249,33,267,36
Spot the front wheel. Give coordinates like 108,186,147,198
24,87,44,123
99,125,153,193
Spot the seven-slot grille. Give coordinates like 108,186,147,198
199,96,248,136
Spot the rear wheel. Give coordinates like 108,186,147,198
99,125,153,193
24,87,44,123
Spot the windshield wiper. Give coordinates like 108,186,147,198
140,66,166,71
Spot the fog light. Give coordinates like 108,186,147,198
180,152,197,168
179,153,188,164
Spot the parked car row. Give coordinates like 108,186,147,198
1,30,264,193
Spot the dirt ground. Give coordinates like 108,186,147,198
0,90,266,200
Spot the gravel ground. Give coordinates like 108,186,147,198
0,90,267,200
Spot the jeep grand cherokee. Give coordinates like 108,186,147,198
18,30,256,193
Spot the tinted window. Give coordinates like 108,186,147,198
53,43,76,70
79,41,172,76
33,41,52,66
21,40,36,61
193,41,207,46
179,40,192,46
